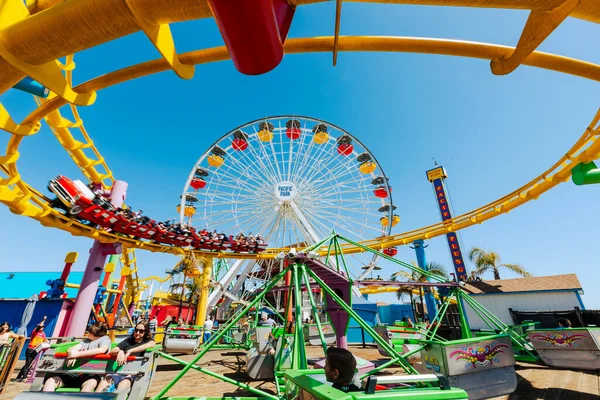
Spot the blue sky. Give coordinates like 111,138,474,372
1,3,599,307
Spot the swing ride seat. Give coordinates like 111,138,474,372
527,327,600,370
162,326,202,355
373,325,422,360
245,326,277,380
303,322,336,346
419,334,517,400
14,342,159,400
283,369,468,400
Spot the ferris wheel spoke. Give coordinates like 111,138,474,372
299,203,368,232
205,205,269,218
203,174,259,197
289,124,315,184
217,155,274,192
246,126,281,183
298,140,351,186
304,156,368,194
301,145,363,188
276,119,287,179
228,136,280,186
208,169,273,197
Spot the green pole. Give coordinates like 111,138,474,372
336,235,447,283
461,291,536,357
333,236,352,281
455,290,472,339
304,234,336,253
264,297,285,323
275,272,296,371
304,266,417,375
301,265,328,355
401,344,426,360
158,351,278,400
152,265,292,400
292,263,307,370
324,239,335,268
422,289,454,342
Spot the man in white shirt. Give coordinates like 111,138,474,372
259,313,276,326
203,316,214,343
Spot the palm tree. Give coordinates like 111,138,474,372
170,254,203,319
185,278,201,306
391,261,449,321
395,284,417,321
468,247,531,280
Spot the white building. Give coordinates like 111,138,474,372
461,274,584,330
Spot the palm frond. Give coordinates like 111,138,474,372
470,265,493,278
468,247,486,263
499,263,532,278
395,285,415,301
391,271,412,281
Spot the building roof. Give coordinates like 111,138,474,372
462,274,583,295
0,271,84,298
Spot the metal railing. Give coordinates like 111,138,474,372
0,337,25,394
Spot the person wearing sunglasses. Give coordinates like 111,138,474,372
95,322,155,393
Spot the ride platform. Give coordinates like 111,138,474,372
2,346,600,400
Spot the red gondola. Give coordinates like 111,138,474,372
337,143,353,156
190,178,207,190
383,247,398,257
286,119,302,139
232,138,248,151
374,186,392,199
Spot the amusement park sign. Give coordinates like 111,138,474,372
275,181,296,201
426,166,468,281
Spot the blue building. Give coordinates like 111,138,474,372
0,271,84,298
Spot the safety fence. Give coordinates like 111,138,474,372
0,337,25,394
509,307,600,328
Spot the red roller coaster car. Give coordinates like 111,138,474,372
48,175,96,215
47,176,268,254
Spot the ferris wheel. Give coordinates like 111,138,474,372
179,116,398,254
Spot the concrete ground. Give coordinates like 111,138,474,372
1,345,598,399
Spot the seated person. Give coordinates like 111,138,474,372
558,318,572,329
0,321,23,346
42,322,110,392
324,347,362,393
95,322,155,393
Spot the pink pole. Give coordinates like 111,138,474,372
64,181,128,336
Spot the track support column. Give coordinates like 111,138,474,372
196,256,213,329
412,239,438,320
65,181,127,336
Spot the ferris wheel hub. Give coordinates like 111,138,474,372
275,180,297,203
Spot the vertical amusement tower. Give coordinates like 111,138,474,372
426,165,468,281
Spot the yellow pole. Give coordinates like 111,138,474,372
195,256,213,328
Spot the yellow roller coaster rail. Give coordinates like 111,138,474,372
140,275,173,284
0,0,599,261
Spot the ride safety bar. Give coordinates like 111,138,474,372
53,353,142,362
365,374,450,394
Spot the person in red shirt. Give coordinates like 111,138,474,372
16,316,48,381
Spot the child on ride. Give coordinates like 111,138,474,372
42,322,111,392
324,347,362,393
95,322,155,393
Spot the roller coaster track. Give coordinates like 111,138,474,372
140,275,173,284
0,0,599,261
